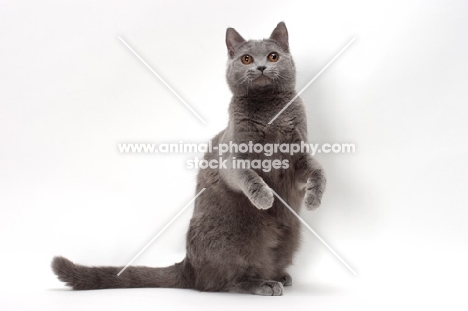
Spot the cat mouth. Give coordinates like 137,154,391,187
252,74,272,86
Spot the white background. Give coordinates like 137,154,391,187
1,0,467,310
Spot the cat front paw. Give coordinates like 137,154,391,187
248,182,274,210
304,177,324,211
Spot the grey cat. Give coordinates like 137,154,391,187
52,22,326,296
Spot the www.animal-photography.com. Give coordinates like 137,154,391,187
1,0,467,310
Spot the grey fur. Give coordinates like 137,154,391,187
52,22,326,296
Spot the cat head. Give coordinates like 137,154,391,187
225,22,296,96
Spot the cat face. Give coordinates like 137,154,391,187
225,22,296,96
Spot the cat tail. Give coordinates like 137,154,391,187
51,256,193,290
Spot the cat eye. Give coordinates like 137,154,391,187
241,54,253,65
268,52,279,62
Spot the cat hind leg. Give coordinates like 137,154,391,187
228,278,284,296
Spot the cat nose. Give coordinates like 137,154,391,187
257,66,266,72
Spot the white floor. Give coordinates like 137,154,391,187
1,278,464,311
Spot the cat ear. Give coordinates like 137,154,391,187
226,28,246,57
269,22,289,52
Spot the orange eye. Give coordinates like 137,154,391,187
241,55,253,65
268,52,279,62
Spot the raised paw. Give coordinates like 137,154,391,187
248,182,274,210
304,177,324,211
256,281,284,296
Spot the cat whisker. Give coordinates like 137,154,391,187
235,75,248,84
